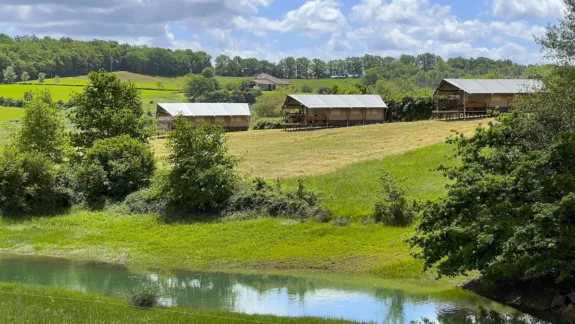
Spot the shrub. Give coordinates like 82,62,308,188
164,116,238,214
253,117,283,130
386,97,435,122
127,283,160,309
332,217,351,227
77,135,155,206
0,148,74,215
123,171,168,214
251,92,285,118
312,208,333,223
373,171,417,227
317,87,330,94
301,84,313,93
223,179,323,219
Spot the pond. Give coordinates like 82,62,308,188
0,254,549,323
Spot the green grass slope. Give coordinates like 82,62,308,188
0,283,358,324
282,143,456,218
0,211,421,278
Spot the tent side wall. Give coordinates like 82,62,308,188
306,107,386,126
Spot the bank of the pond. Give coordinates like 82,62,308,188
0,210,428,278
0,282,359,324
463,277,575,322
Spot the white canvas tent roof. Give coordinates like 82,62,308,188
157,103,251,117
284,95,388,109
439,79,543,94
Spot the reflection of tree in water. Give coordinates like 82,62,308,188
414,308,550,324
375,288,408,324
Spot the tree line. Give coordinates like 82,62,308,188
0,34,537,86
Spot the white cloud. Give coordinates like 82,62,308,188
234,0,347,37
492,0,566,19
431,19,491,43
0,0,274,37
351,0,451,27
490,21,546,41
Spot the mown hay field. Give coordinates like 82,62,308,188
153,119,486,179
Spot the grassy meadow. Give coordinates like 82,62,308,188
0,283,358,324
0,106,25,123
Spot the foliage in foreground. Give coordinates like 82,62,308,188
164,116,238,214
0,90,75,214
411,111,575,283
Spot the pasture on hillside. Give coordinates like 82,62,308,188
0,106,25,123
23,71,362,92
153,119,486,179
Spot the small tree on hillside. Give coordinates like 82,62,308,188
38,72,46,84
163,115,238,214
54,75,61,84
182,74,220,102
20,71,29,82
70,69,153,148
3,66,16,84
156,80,164,89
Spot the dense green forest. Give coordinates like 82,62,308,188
0,34,542,89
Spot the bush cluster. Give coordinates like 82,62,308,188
253,118,283,130
373,171,418,227
127,283,161,309
222,179,325,220
76,135,156,207
386,97,435,122
0,148,76,215
0,96,25,108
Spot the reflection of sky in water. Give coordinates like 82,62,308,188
0,255,544,324
231,285,441,323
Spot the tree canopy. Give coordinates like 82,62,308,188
70,69,153,148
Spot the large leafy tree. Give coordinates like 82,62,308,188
412,4,575,284
16,89,70,163
70,69,153,148
163,115,237,213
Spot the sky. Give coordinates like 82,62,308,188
0,0,567,64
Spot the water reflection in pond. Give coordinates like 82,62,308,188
0,255,548,323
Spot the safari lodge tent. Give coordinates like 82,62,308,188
282,94,388,129
156,103,251,132
434,79,543,120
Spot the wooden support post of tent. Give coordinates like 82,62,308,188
346,108,351,127
327,108,330,128
486,94,493,117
